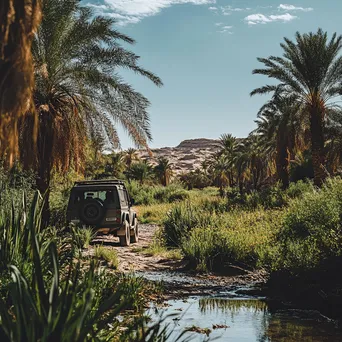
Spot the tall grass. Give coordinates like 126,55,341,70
0,191,187,341
162,178,342,273
126,181,189,205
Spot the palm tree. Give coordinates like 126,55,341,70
103,152,125,179
255,95,302,189
238,135,268,191
325,109,342,173
251,29,342,186
209,154,229,196
126,160,152,185
19,0,162,223
123,148,140,169
154,157,173,186
0,0,41,165
218,134,238,186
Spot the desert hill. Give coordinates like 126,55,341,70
137,138,221,175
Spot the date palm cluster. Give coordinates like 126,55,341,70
197,29,342,192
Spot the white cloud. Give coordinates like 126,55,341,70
215,22,223,26
208,6,217,10
218,25,233,34
221,5,250,16
97,0,215,25
245,12,297,25
278,4,313,12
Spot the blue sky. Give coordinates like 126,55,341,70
85,0,342,149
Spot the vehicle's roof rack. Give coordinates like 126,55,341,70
74,179,126,186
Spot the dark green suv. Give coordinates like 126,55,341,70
66,179,138,246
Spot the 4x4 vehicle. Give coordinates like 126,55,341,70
66,179,138,246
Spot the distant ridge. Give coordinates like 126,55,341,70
176,138,221,149
137,138,221,175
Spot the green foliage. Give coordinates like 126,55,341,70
182,227,218,272
271,178,342,272
94,246,119,269
0,191,184,341
72,227,96,250
126,181,188,206
163,202,214,247
285,179,315,199
161,178,342,273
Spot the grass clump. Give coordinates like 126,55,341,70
72,226,96,249
94,246,119,268
135,229,183,260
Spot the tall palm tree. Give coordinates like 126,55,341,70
19,0,162,223
218,134,238,186
154,157,173,186
251,29,342,186
123,148,140,169
0,0,41,165
256,95,302,189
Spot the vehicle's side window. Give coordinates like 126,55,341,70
123,190,129,204
119,189,127,206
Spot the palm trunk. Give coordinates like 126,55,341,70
36,112,54,227
0,1,41,164
310,104,326,187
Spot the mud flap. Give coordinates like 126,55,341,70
116,223,127,237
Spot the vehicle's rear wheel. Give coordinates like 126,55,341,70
130,220,139,243
119,221,130,246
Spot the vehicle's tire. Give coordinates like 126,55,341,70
130,220,139,243
119,221,130,246
79,199,105,226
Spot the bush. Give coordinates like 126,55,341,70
182,227,218,272
271,178,342,272
163,203,214,247
285,180,315,199
126,181,187,205
94,246,119,268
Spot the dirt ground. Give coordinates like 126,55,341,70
90,224,182,272
89,224,266,296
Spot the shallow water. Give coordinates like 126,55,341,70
148,297,342,341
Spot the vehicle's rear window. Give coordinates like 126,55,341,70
71,188,120,208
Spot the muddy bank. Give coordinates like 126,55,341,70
88,224,342,324
265,256,342,321
89,224,266,298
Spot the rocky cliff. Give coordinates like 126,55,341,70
137,138,221,175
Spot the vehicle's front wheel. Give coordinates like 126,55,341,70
130,220,139,243
119,221,130,246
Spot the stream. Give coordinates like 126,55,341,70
141,271,342,341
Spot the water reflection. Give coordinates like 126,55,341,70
150,297,342,341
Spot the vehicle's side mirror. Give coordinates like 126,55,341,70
130,198,135,206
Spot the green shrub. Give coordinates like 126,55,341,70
163,203,214,247
72,226,96,250
286,180,315,199
182,227,218,272
270,178,342,272
94,246,119,268
126,181,187,205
